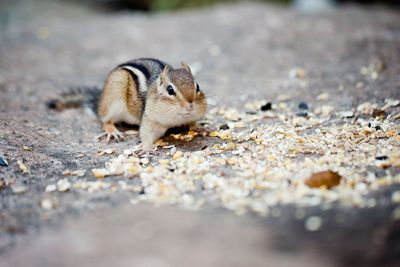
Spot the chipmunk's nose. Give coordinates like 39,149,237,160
185,103,193,112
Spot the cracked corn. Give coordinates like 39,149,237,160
47,99,400,216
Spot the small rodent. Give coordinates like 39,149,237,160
99,58,207,149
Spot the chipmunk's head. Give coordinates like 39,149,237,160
155,62,207,125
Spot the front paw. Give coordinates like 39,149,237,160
134,145,158,158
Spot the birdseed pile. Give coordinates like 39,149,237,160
42,97,400,216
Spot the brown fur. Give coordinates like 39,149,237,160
169,69,195,102
125,70,143,119
98,68,142,121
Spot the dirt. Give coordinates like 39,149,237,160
0,0,399,266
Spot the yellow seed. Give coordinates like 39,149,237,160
126,166,139,174
187,130,197,137
172,151,183,160
17,160,30,174
192,157,202,164
219,131,233,140
386,129,396,138
227,157,237,165
159,159,169,165
209,131,219,137
170,134,181,139
91,169,107,179
216,158,226,165
22,146,32,151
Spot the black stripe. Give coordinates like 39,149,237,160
141,58,166,70
122,68,141,95
118,62,151,80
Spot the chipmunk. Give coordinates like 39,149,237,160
48,58,207,150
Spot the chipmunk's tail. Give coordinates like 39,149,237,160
46,86,101,113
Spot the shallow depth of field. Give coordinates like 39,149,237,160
0,0,399,266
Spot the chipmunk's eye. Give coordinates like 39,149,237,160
166,85,175,96
196,83,200,93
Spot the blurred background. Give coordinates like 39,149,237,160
58,0,400,11
1,0,400,13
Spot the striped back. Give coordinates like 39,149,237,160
118,58,168,93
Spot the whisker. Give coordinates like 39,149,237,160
204,94,220,98
206,104,217,108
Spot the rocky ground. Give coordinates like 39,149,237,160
0,0,400,266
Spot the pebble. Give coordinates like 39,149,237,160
375,155,388,161
0,156,8,167
260,102,272,111
296,111,308,117
298,102,309,110
305,171,342,189
305,216,322,231
219,124,230,130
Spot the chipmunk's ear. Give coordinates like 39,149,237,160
160,65,171,85
181,62,192,74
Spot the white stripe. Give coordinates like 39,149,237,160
121,66,148,93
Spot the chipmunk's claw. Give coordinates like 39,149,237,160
136,149,158,158
97,130,125,143
133,145,158,158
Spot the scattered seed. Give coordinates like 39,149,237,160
45,184,57,192
392,208,400,220
22,146,32,151
12,185,28,194
172,151,183,160
97,148,115,156
305,216,322,231
316,92,329,101
392,191,400,203
41,98,399,216
63,169,86,177
41,199,54,210
288,67,305,78
338,111,354,118
17,160,30,174
57,179,71,192
125,130,138,135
